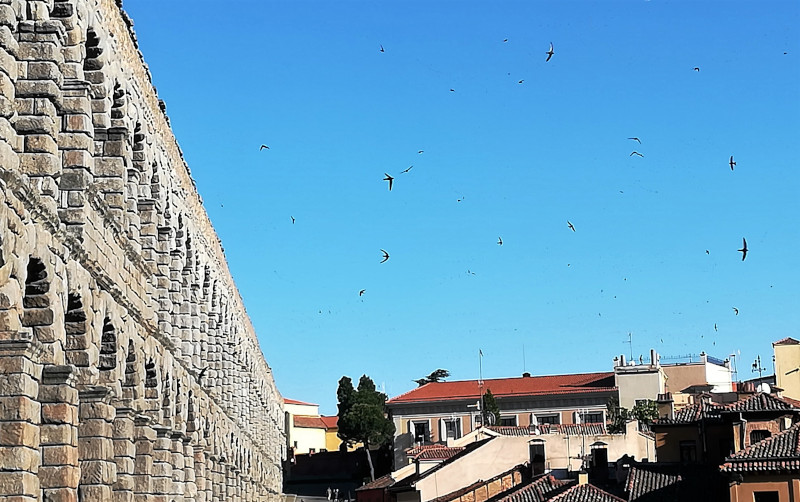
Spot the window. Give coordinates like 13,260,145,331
444,418,461,440
750,429,772,444
413,421,430,443
679,440,697,463
535,414,560,425
753,492,779,502
581,412,604,424
500,415,518,426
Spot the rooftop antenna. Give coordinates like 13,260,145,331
479,349,485,425
752,355,767,384
522,344,526,373
623,332,633,361
729,353,738,381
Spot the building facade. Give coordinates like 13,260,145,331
386,372,616,468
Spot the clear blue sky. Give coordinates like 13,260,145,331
125,0,799,415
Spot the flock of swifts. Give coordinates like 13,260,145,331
255,41,749,319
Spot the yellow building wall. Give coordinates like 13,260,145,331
775,343,800,401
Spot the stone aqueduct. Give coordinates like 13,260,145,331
0,0,286,500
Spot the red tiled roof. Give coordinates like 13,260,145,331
293,415,327,428
544,423,607,436
773,337,800,346
320,415,338,429
356,473,395,491
723,393,800,413
284,398,317,406
654,400,725,425
388,372,616,404
720,421,800,473
548,484,625,502
412,446,464,461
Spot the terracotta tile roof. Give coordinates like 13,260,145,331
284,398,317,406
488,426,536,436
547,484,625,502
388,372,616,404
544,423,607,436
722,392,800,413
625,466,681,501
773,337,800,346
493,474,569,502
654,400,724,425
407,445,465,461
293,415,327,428
356,473,394,491
720,421,800,473
320,415,338,429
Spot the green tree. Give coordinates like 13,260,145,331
606,395,629,433
630,399,659,424
337,374,396,481
482,389,501,426
414,368,451,387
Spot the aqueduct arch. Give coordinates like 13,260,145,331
0,0,286,500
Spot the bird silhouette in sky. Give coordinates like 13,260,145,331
418,150,424,154
628,137,641,144
503,38,508,42
706,250,710,254
733,307,739,315
401,165,413,173
383,173,394,191
518,80,524,84
359,289,366,296
567,221,575,232
693,67,700,71
380,249,390,263
498,237,503,245
380,44,385,53
260,145,269,150
630,151,644,157
738,238,748,261
450,88,455,92
729,156,736,171
291,216,295,224
714,323,718,332
546,42,554,62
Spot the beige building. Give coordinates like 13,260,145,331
774,337,800,401
284,398,328,454
613,350,733,411
387,372,616,467
385,420,653,502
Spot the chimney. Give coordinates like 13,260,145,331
620,354,626,366
414,458,421,476
578,471,589,485
650,349,656,367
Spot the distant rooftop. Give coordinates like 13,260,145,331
284,398,317,406
388,372,615,405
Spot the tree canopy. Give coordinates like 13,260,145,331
414,368,451,387
336,374,395,481
482,388,500,426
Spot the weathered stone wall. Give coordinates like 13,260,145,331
0,0,286,500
